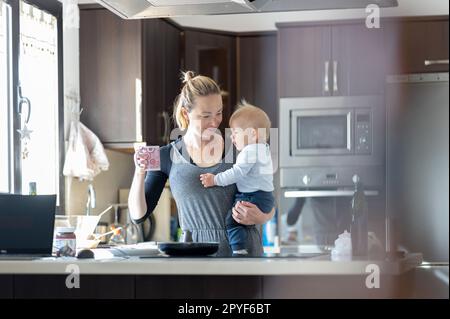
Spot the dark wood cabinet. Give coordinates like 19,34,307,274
385,17,449,74
331,23,386,96
0,275,13,298
80,9,279,146
238,34,278,126
278,17,449,99
278,21,385,98
79,11,448,147
80,9,181,147
13,275,135,298
183,30,236,133
143,19,181,145
279,25,331,97
80,9,143,145
181,31,279,133
0,273,413,299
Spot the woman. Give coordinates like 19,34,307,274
128,71,275,256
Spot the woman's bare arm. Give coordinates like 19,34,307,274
128,169,147,222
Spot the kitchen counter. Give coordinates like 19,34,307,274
0,253,423,298
0,253,422,275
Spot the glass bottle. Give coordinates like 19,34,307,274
350,175,368,257
29,182,37,195
108,205,126,245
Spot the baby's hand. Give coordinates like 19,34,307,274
200,173,215,188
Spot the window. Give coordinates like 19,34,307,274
0,0,63,210
0,1,12,193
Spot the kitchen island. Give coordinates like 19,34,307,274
0,253,422,298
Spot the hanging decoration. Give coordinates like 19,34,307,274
17,84,32,159
19,1,56,57
17,124,33,159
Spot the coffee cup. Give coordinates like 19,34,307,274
134,145,161,171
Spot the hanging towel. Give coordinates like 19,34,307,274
63,120,109,181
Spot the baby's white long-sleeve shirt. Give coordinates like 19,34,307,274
214,143,274,192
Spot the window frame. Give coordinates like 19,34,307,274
4,0,64,213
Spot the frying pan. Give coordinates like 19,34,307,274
157,242,219,256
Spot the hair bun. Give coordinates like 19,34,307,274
182,70,196,84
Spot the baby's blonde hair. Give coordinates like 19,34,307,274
229,100,271,141
173,71,222,130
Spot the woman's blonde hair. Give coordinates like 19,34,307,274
173,71,221,130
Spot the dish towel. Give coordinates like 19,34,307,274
63,120,109,181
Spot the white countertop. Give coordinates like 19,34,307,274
0,253,422,276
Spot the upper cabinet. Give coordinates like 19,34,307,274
143,19,181,145
183,30,236,133
331,23,386,96
182,31,279,131
80,8,181,147
80,9,278,146
385,17,449,74
278,21,385,98
278,17,449,98
279,25,331,97
238,34,278,126
80,9,143,145
80,9,448,146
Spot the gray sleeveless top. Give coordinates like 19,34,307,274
168,141,263,257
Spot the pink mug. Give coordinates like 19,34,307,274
134,146,161,171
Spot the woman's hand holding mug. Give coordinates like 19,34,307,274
134,145,161,174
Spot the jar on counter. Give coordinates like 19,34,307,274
54,227,77,257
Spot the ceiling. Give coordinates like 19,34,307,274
76,0,449,32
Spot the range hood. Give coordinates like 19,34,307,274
96,0,398,19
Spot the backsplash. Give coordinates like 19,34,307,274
64,149,135,224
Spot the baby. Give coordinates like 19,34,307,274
200,101,274,256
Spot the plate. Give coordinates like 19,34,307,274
157,242,219,256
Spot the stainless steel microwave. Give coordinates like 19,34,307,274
279,96,385,188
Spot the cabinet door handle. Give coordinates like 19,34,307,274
424,59,449,66
324,61,329,92
161,111,170,144
333,60,338,93
163,111,170,143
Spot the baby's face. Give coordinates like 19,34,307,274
230,124,257,151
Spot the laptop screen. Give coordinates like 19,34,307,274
0,194,56,255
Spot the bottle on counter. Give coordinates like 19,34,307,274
29,182,37,195
263,208,280,254
350,175,368,257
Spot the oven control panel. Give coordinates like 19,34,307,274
280,167,384,188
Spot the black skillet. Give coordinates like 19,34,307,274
157,242,219,256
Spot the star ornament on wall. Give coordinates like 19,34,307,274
17,124,33,140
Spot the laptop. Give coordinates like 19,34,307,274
0,194,57,259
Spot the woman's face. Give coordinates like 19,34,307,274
184,94,223,139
